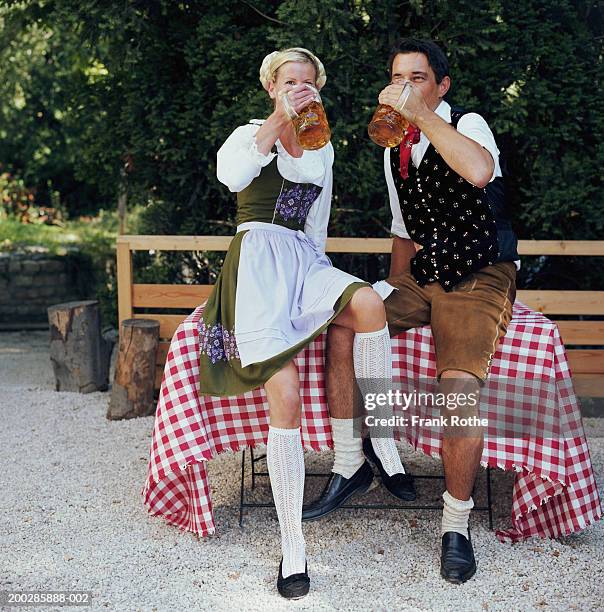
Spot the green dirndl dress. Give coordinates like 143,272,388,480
198,140,369,397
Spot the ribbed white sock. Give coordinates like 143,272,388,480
267,425,306,578
330,417,365,479
353,324,405,477
441,490,474,540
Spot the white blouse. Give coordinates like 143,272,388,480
216,119,334,253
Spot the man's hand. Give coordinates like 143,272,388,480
378,81,429,125
390,236,418,276
379,82,495,188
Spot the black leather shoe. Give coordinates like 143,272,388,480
302,460,374,521
440,531,477,584
277,558,310,599
362,436,416,501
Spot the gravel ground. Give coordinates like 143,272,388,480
1,330,603,611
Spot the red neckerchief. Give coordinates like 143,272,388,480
399,124,421,179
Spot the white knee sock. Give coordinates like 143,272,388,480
353,324,405,476
441,490,474,540
330,417,365,479
266,425,306,578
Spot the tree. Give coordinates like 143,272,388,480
1,0,602,289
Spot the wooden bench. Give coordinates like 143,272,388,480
116,236,604,397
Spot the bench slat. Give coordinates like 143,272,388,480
553,321,604,345
118,235,604,256
567,350,604,374
119,235,233,251
573,375,604,398
517,240,604,256
133,284,212,308
116,242,133,322
516,290,604,315
133,287,604,315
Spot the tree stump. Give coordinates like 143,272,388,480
48,300,113,393
107,319,160,420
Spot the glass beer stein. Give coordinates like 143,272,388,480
280,85,331,150
367,81,412,147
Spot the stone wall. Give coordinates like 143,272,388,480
0,252,83,326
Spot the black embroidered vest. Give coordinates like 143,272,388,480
391,107,519,291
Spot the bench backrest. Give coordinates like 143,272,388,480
116,237,604,397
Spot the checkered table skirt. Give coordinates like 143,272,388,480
141,301,602,542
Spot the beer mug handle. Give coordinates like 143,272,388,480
392,81,412,112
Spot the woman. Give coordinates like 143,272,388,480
199,47,406,599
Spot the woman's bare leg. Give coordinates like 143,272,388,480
265,361,302,428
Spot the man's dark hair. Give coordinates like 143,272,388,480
388,38,449,83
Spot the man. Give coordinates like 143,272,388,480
303,38,519,584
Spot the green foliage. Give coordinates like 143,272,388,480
0,1,101,214
0,168,65,224
0,206,117,252
0,0,602,292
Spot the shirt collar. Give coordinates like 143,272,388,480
433,99,451,123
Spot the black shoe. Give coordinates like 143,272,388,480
277,557,310,599
440,531,477,584
302,460,374,521
362,436,416,501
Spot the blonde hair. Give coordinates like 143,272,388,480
259,47,327,91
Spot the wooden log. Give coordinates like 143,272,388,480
107,318,160,420
47,300,112,393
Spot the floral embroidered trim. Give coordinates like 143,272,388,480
275,183,322,223
198,320,240,364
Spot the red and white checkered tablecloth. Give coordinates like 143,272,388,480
141,301,602,542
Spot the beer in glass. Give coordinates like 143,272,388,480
280,85,331,150
368,81,412,148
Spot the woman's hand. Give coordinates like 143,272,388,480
276,84,317,118
257,84,317,156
